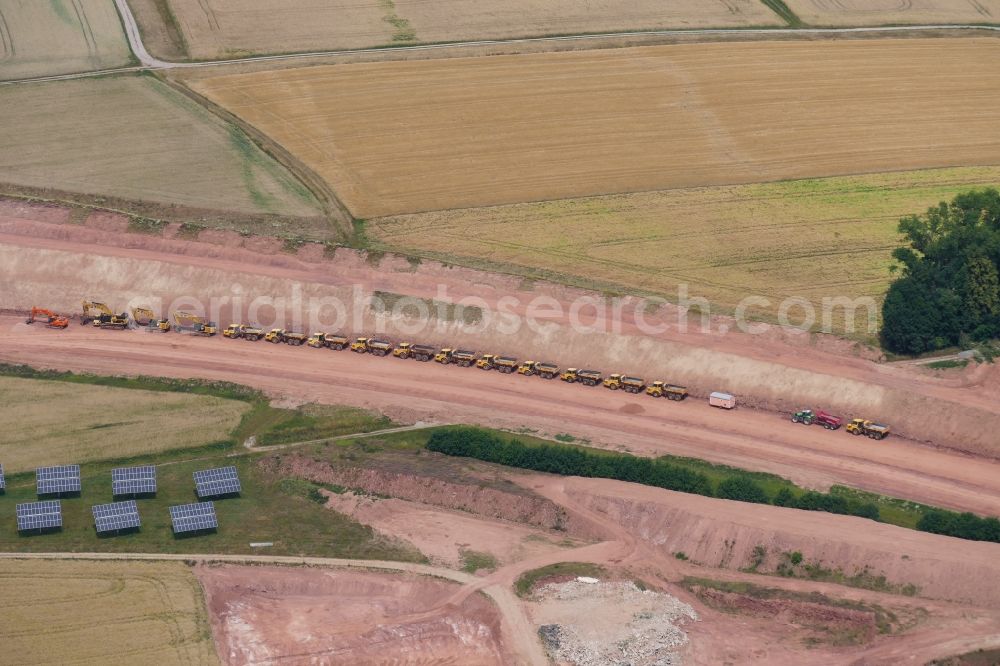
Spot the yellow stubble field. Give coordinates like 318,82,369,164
192,38,1000,219
783,0,1000,26
0,559,218,664
134,0,780,60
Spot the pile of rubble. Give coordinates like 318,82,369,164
536,579,697,666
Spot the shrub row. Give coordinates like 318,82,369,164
427,427,1000,545
426,428,877,520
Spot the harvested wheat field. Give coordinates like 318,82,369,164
131,0,779,60
0,559,218,665
0,75,321,217
0,376,247,471
0,0,132,80
193,38,1000,218
783,0,1000,26
369,166,1000,327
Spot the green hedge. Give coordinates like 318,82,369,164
426,427,1000,545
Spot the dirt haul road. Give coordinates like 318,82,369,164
5,317,1000,519
3,208,1000,456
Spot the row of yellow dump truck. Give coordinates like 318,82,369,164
30,302,888,435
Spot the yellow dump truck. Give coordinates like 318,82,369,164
265,329,307,345
846,419,890,440
560,368,602,386
436,348,477,367
392,342,437,361
517,361,560,379
307,332,350,350
603,374,646,393
223,324,263,341
475,354,519,373
350,337,393,356
645,381,688,401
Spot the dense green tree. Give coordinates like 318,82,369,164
882,188,1000,353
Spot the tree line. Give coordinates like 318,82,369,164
881,188,1000,355
426,427,1000,544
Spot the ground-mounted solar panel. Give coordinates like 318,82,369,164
112,465,157,496
169,502,218,534
16,500,62,531
93,500,141,534
0,463,5,491
36,465,81,495
193,466,241,498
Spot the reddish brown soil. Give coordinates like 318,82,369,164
4,315,1000,520
265,453,579,532
195,564,513,665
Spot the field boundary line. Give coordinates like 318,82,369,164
156,75,355,237
3,20,998,86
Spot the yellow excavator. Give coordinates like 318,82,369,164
81,300,129,329
172,311,217,336
131,307,171,332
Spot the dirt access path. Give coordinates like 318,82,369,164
4,317,1000,518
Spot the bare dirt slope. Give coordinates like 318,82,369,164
547,476,1000,606
2,207,999,456
191,38,1000,217
195,565,513,665
2,209,1000,516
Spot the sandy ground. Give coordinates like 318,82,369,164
195,564,513,665
321,490,583,569
191,38,1000,217
3,210,1000,517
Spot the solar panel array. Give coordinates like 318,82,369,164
92,500,141,534
16,500,62,531
112,465,157,496
193,466,241,498
169,502,218,534
36,465,81,495
0,463,5,491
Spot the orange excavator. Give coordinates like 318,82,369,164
25,307,69,329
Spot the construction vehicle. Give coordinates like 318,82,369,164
476,354,519,373
131,307,170,332
25,307,69,329
791,409,842,430
517,361,560,379
560,368,602,386
434,348,477,366
81,300,128,328
172,311,217,336
223,324,264,341
646,381,688,400
392,342,436,361
349,337,393,356
603,374,646,393
264,329,307,345
93,311,130,330
307,332,350,350
846,419,890,440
